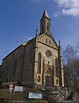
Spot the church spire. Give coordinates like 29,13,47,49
40,8,51,35
41,8,50,19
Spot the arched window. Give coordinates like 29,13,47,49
55,58,59,77
38,52,41,74
46,39,47,43
37,76,41,82
49,40,51,44
47,22,49,30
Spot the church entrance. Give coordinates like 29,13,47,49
45,75,51,87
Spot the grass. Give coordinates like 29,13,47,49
0,88,48,103
0,89,25,100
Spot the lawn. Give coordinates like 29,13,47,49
0,88,48,103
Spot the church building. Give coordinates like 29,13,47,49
2,9,64,87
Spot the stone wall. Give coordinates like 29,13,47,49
22,39,36,82
2,45,24,82
2,38,38,84
0,65,3,81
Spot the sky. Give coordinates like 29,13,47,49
0,0,79,64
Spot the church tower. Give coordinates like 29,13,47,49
40,8,52,35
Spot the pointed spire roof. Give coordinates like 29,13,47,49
41,8,50,19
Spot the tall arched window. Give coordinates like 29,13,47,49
55,58,59,77
38,52,41,74
46,39,47,43
47,22,49,30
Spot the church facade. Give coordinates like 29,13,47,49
2,9,64,87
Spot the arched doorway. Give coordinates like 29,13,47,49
45,75,51,87
45,67,51,87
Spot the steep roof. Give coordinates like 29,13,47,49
41,8,50,19
3,38,35,60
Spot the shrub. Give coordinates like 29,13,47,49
16,82,23,86
0,81,2,89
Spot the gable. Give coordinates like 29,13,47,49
36,33,58,49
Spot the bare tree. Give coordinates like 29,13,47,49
63,44,77,65
76,37,79,48
63,44,77,88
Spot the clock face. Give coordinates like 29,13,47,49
45,50,52,57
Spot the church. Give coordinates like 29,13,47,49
2,9,64,87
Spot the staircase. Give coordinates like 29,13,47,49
40,87,69,102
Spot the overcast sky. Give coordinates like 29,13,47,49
0,0,79,64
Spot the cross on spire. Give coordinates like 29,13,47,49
43,0,46,10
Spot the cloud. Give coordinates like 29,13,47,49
62,8,79,17
53,11,62,17
55,0,79,17
76,52,79,55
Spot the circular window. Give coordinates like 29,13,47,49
45,50,52,57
